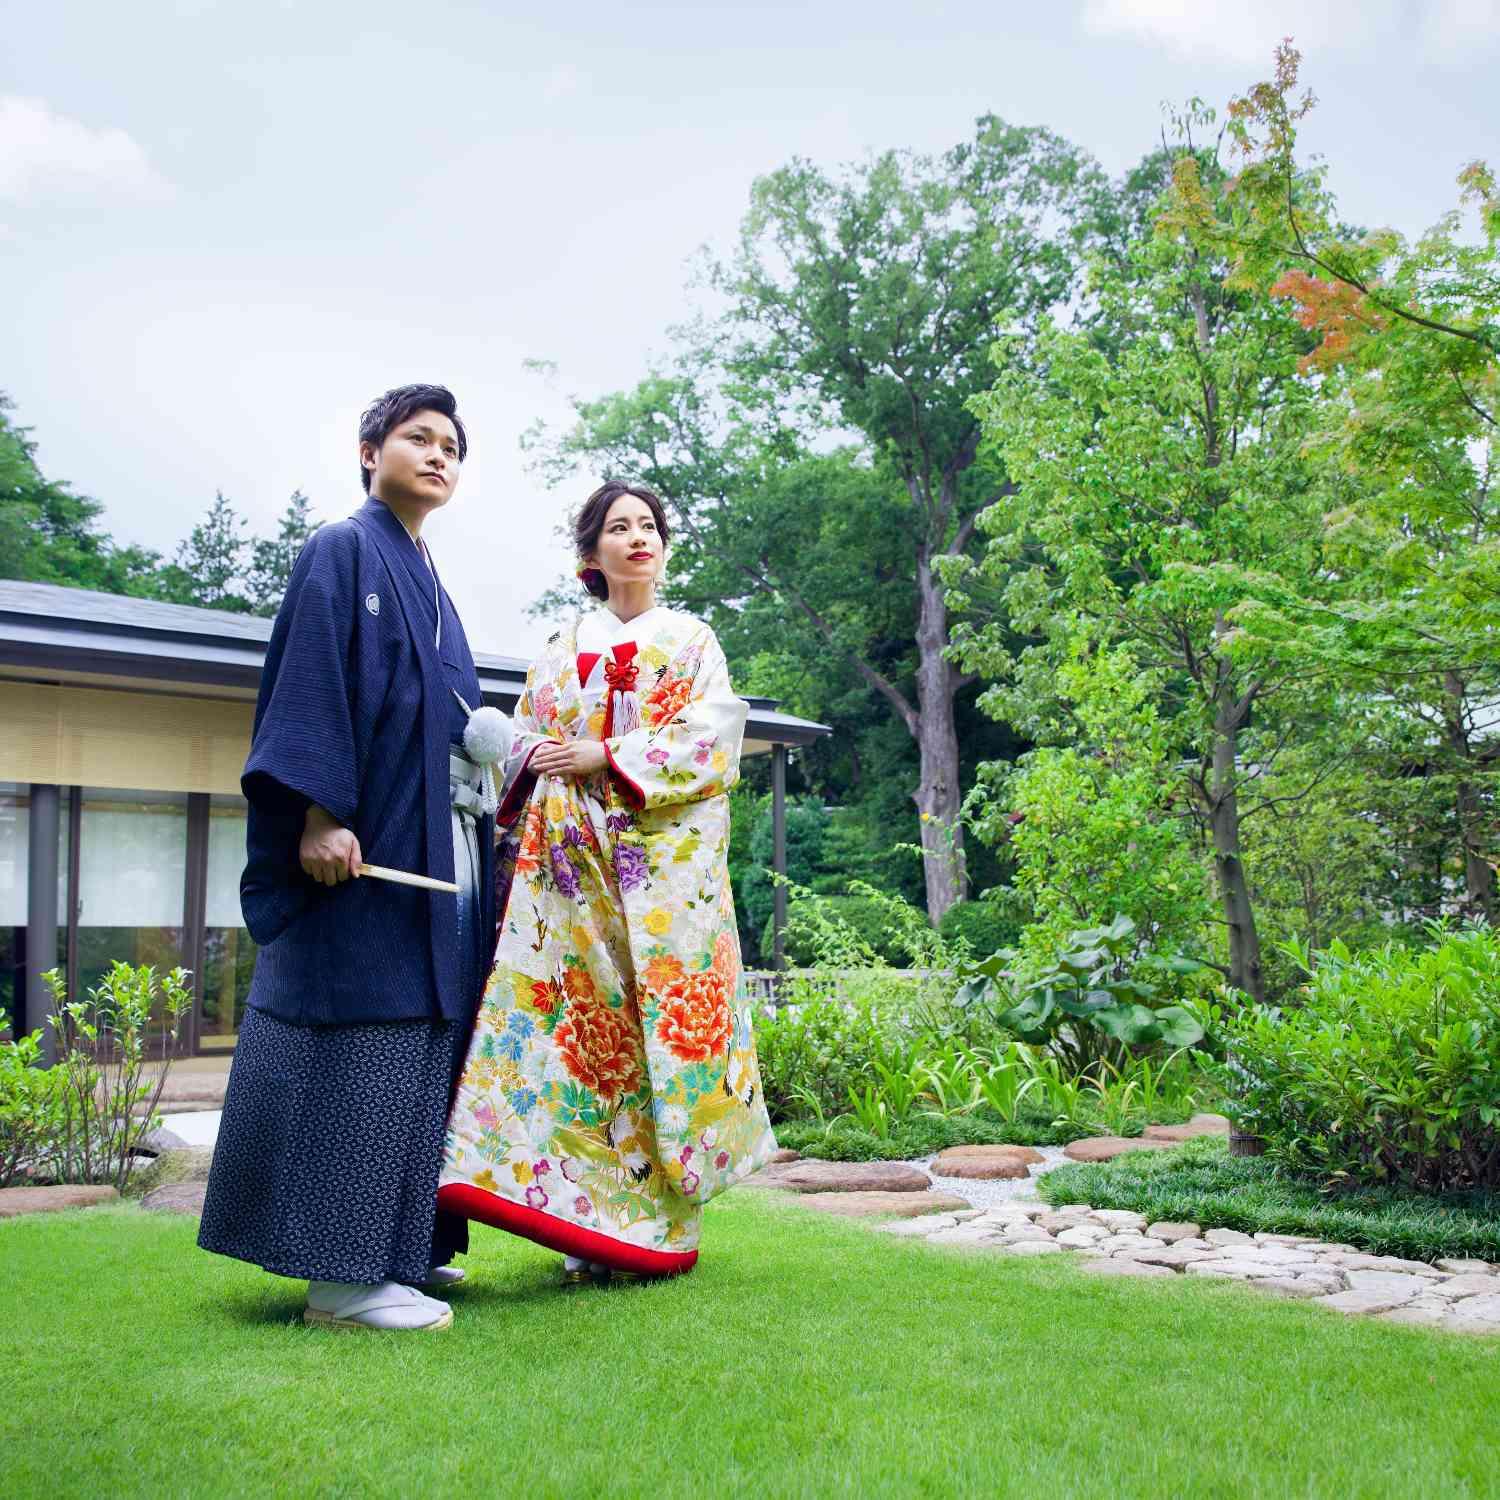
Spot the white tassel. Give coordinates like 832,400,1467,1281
463,705,513,767
614,690,641,737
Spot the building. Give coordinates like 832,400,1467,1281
0,580,828,1055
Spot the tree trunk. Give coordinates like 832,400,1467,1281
1204,655,1264,1002
912,547,967,922
1443,671,1496,921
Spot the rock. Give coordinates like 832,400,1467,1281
1146,1221,1201,1243
1204,1227,1255,1248
1037,1212,1091,1234
1379,1304,1452,1327
1077,1256,1172,1278
1293,1273,1346,1296
1171,1237,1216,1253
751,1160,933,1194
951,1209,985,1222
1314,1289,1417,1316
0,1184,120,1218
926,1225,1003,1248
999,1239,1063,1256
793,1189,971,1219
932,1145,1045,1168
1252,1277,1326,1299
997,1223,1057,1244
1428,1274,1500,1300
1434,1258,1496,1277
137,1126,191,1156
930,1157,1030,1180
1099,1236,1167,1255
766,1148,802,1165
1087,1209,1148,1232
1345,1271,1432,1299
139,1183,208,1215
1063,1136,1174,1163
124,1147,215,1200
1125,1246,1219,1271
1449,1293,1500,1322
1186,1259,1274,1281
1326,1252,1435,1275
1055,1225,1111,1249
879,1216,956,1237
973,1207,1044,1228
1252,1232,1307,1246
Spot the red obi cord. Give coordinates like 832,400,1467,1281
577,641,640,739
437,1182,699,1276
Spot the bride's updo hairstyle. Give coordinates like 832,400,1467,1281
574,480,671,601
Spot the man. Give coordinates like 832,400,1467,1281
199,384,495,1331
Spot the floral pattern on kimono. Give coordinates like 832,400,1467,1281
441,607,776,1262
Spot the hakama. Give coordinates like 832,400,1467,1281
440,606,777,1274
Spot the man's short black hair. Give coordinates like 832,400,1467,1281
357,384,468,493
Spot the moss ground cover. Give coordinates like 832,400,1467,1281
4,1192,1498,1498
1040,1138,1500,1263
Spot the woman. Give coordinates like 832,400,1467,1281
438,481,776,1280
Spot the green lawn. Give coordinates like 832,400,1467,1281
4,1192,1498,1499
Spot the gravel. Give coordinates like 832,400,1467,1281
916,1146,1072,1211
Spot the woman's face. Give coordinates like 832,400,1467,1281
588,495,664,591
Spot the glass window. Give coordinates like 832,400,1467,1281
201,795,255,1052
74,789,187,1021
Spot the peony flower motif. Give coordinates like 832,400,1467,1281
681,1170,701,1196
641,953,685,993
525,1183,549,1210
692,748,711,766
562,966,596,1002
643,908,672,937
560,1157,582,1182
614,842,649,894
554,995,644,1104
654,964,734,1064
549,844,581,899
574,1195,592,1217
646,747,670,767
715,1151,730,1170
534,683,558,722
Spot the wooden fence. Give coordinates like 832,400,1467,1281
742,968,954,1009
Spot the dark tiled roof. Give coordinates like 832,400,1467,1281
0,579,828,745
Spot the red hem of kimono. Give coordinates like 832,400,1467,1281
437,1182,699,1275
603,741,646,809
497,743,543,826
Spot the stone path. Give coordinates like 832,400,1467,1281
745,1121,1500,1336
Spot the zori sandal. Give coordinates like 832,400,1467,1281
303,1280,454,1331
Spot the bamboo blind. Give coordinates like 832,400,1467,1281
0,681,253,795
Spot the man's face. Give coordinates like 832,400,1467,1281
361,409,462,510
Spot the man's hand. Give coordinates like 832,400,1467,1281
300,804,362,886
529,740,608,779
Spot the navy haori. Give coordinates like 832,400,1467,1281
239,496,494,1027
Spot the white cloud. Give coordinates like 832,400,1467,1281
1077,0,1496,66
0,96,171,201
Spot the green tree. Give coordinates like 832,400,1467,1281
161,491,252,612
246,490,319,616
960,133,1334,1001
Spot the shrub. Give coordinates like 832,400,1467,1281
1204,927,1500,1193
0,1032,66,1188
1040,1136,1500,1263
753,993,906,1124
775,1107,1099,1162
937,897,1022,958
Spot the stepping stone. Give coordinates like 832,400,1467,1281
1056,1225,1111,1249
1037,1212,1091,1233
879,1216,958,1237
1434,1258,1496,1277
1379,1304,1452,1327
1147,1221,1202,1242
1251,1277,1326,1300
140,1183,208,1215
1186,1259,1275,1281
1142,1117,1230,1142
0,1185,120,1218
1087,1209,1147,1231
997,1223,1057,1244
1062,1136,1174,1163
1331,1253,1436,1276
998,1240,1063,1257
932,1145,1045,1168
766,1148,801,1165
927,1225,1004,1247
1314,1288,1418,1315
1204,1228,1255,1248
794,1189,971,1219
930,1157,1029,1180
1077,1256,1172,1278
746,1160,932,1194
1124,1246,1219,1271
1429,1275,1500,1299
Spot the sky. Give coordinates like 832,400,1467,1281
4,0,1497,657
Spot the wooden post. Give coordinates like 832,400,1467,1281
771,743,788,978
25,782,60,1066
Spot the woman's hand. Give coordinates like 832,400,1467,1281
529,740,608,779
300,803,362,886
